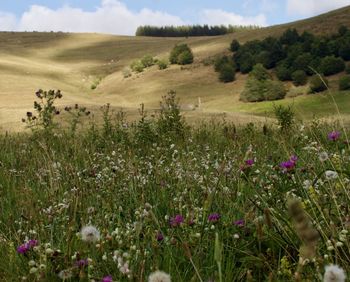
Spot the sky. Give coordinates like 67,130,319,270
0,0,350,35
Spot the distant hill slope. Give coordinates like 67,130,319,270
0,6,350,131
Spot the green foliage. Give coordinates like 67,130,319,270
291,70,308,86
130,60,145,72
346,65,350,74
140,54,155,67
280,28,300,45
218,63,236,82
157,59,168,70
230,39,240,52
276,64,292,81
214,56,230,72
91,77,102,90
338,25,349,36
339,75,350,90
292,53,313,73
309,75,328,93
319,56,345,76
273,104,295,131
239,52,255,74
338,40,350,61
22,89,62,131
241,77,286,102
169,44,194,65
122,68,132,78
250,63,271,81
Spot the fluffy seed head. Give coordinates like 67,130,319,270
148,271,171,282
324,264,346,282
80,225,100,243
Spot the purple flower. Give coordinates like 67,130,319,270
170,215,184,227
245,159,254,166
208,213,221,223
75,259,89,267
156,232,164,242
328,131,341,141
280,155,297,172
16,239,38,254
234,219,245,227
102,275,113,282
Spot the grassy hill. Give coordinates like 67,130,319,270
1,6,350,131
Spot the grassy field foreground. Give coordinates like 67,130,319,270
0,92,350,281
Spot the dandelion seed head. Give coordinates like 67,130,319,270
324,264,346,282
148,271,171,282
81,225,100,243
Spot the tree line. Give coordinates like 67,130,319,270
135,24,260,37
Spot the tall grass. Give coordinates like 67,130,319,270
0,91,349,281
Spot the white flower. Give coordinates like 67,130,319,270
324,264,346,282
319,152,329,162
148,271,171,282
80,225,100,243
325,170,338,180
303,180,312,189
58,269,73,280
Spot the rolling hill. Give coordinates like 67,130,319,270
1,5,350,131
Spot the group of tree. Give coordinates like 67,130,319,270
130,55,169,74
214,25,350,100
169,44,194,65
135,24,260,37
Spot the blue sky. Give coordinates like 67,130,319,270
0,0,349,35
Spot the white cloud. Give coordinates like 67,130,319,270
0,0,269,35
287,0,350,17
200,9,267,27
0,12,17,31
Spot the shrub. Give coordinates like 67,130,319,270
240,78,286,102
338,41,350,61
239,53,255,74
169,44,193,65
292,53,313,72
255,51,274,69
157,59,168,70
264,80,287,101
346,65,350,74
309,75,328,93
274,104,295,131
130,60,145,72
250,63,271,81
276,65,292,81
140,55,155,67
214,56,230,72
122,68,132,78
339,76,350,90
177,49,194,65
230,39,240,52
219,63,235,83
319,56,345,76
291,70,308,86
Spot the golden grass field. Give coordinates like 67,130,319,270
1,6,350,131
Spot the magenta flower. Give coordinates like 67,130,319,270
208,213,221,223
245,159,254,166
75,259,89,267
170,215,184,227
102,275,113,282
328,131,341,141
156,232,164,242
234,219,245,227
17,239,38,254
280,155,297,172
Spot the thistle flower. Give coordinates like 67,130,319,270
280,155,297,172
81,225,100,243
245,159,254,166
234,219,245,227
328,131,341,141
169,215,184,227
148,271,171,282
323,264,346,282
208,213,221,223
17,239,38,254
75,259,88,267
156,232,164,242
102,275,113,282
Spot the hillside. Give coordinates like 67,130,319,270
1,6,350,131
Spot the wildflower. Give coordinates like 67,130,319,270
325,170,338,180
208,213,221,223
58,269,73,280
323,264,346,282
245,159,254,166
102,275,113,282
169,215,184,227
319,152,329,162
156,232,164,242
75,259,89,267
17,239,38,254
328,131,341,141
81,225,100,243
234,219,245,227
148,270,171,282
280,155,297,172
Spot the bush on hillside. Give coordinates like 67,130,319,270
339,41,350,61
214,56,230,72
239,53,255,74
292,70,308,86
319,56,345,76
169,44,194,65
292,53,313,72
219,63,236,82
250,63,271,81
130,60,145,72
346,65,350,74
141,55,155,67
276,65,292,81
157,59,168,70
309,75,328,93
255,51,274,69
230,39,240,52
339,76,350,90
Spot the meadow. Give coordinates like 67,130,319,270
0,90,349,281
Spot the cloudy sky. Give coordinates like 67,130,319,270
0,0,350,35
